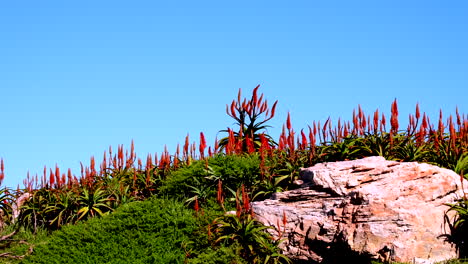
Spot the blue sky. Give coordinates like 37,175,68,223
1,1,467,188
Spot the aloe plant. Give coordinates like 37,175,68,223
218,85,278,153
77,188,112,220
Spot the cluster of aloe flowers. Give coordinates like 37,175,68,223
11,133,222,231
0,85,466,260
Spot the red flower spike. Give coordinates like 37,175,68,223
301,130,307,149
49,169,55,187
415,103,420,120
61,173,66,187
214,136,219,153
137,158,142,170
288,130,296,151
381,113,386,132
226,104,230,117
361,115,367,135
217,181,223,206
449,115,456,148
90,156,96,176
358,104,363,119
230,101,237,118
438,109,444,134
252,85,259,106
323,118,330,140
194,197,199,212
125,149,130,168
270,101,278,118
184,134,190,158
421,113,428,132
237,88,242,103
246,103,253,116
391,99,399,134
241,185,250,213
261,101,267,113
278,136,285,151
208,146,212,157
130,139,135,161
146,169,151,185
409,114,415,130
373,110,379,133
286,112,292,130
67,169,73,187
147,154,153,170
456,107,461,127
102,151,107,171
352,109,358,131
246,136,255,153
199,132,207,158
258,94,264,106
55,165,61,187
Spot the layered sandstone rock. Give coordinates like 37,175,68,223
252,156,467,263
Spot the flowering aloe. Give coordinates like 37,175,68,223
218,85,278,153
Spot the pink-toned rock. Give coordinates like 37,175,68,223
252,156,468,264
12,192,32,221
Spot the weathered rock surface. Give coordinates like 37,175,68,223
252,156,468,264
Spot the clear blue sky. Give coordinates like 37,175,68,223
1,1,467,188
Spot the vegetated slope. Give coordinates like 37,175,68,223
0,86,464,263
21,196,247,264
23,198,200,264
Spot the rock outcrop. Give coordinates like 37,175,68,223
252,156,468,263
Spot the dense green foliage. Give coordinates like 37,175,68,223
19,196,283,264
0,86,467,263
23,198,198,263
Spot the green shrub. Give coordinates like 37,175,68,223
23,198,199,264
188,243,247,264
160,154,261,202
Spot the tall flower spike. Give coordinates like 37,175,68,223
241,185,250,213
270,101,278,118
415,103,420,120
90,156,96,176
67,168,73,188
381,113,386,132
217,180,223,205
55,165,61,187
286,112,292,130
230,101,237,118
199,132,207,158
252,85,259,106
301,129,307,150
194,197,199,213
0,158,4,183
373,110,379,133
130,139,135,161
214,136,219,154
438,109,444,134
391,99,399,134
49,169,55,187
